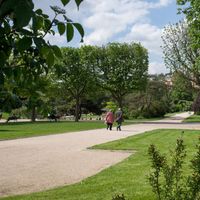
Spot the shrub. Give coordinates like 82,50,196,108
148,137,200,200
141,101,167,118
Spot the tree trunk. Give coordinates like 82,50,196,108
112,92,124,110
193,92,200,115
75,97,80,122
31,106,36,122
116,97,123,110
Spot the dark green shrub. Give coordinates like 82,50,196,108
141,101,167,118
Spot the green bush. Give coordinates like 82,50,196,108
141,101,167,118
172,100,193,112
148,137,200,200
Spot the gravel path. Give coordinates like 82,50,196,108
0,112,200,197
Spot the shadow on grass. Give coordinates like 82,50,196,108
0,129,20,132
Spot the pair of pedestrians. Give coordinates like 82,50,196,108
105,108,123,131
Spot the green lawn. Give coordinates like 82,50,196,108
0,121,133,140
183,114,200,122
2,129,200,200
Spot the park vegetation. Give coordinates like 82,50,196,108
1,0,200,122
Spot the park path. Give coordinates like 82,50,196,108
1,112,200,197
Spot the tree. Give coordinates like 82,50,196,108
162,20,200,113
162,21,200,86
15,74,50,121
142,75,170,118
96,43,148,109
0,0,84,85
171,71,193,102
170,71,194,112
0,0,84,119
56,46,96,122
177,0,200,50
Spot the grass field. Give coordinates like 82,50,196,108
0,121,134,140
183,114,200,122
2,129,200,200
0,121,105,140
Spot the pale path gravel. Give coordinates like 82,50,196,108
1,112,200,197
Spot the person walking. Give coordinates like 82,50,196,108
105,110,114,131
115,108,123,131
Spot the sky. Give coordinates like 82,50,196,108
33,0,183,74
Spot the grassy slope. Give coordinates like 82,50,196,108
183,114,200,122
2,129,200,200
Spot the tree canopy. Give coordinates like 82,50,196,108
177,0,200,49
56,46,96,122
162,21,200,85
96,42,149,108
0,0,84,85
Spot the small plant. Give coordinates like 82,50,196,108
112,194,126,200
148,137,200,200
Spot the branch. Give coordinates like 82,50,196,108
42,13,58,38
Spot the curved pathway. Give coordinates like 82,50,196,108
1,112,200,197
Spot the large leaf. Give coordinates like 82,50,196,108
17,37,32,52
33,38,45,50
52,46,62,58
73,23,84,41
75,0,83,9
47,51,55,67
35,9,43,15
0,0,17,19
66,23,74,42
41,46,50,58
14,0,34,28
61,0,70,6
57,22,66,35
32,15,44,33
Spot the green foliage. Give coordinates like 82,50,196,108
112,194,126,200
141,100,167,118
171,71,194,102
55,47,96,121
125,75,170,119
170,71,194,112
172,100,193,112
0,0,84,85
162,21,200,88
105,101,118,112
148,137,200,200
95,42,148,108
177,0,200,50
0,91,22,112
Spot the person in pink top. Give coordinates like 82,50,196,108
105,110,114,130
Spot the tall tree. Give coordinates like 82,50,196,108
0,0,84,87
162,21,200,85
0,0,84,118
177,0,200,49
56,47,95,122
96,43,148,109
